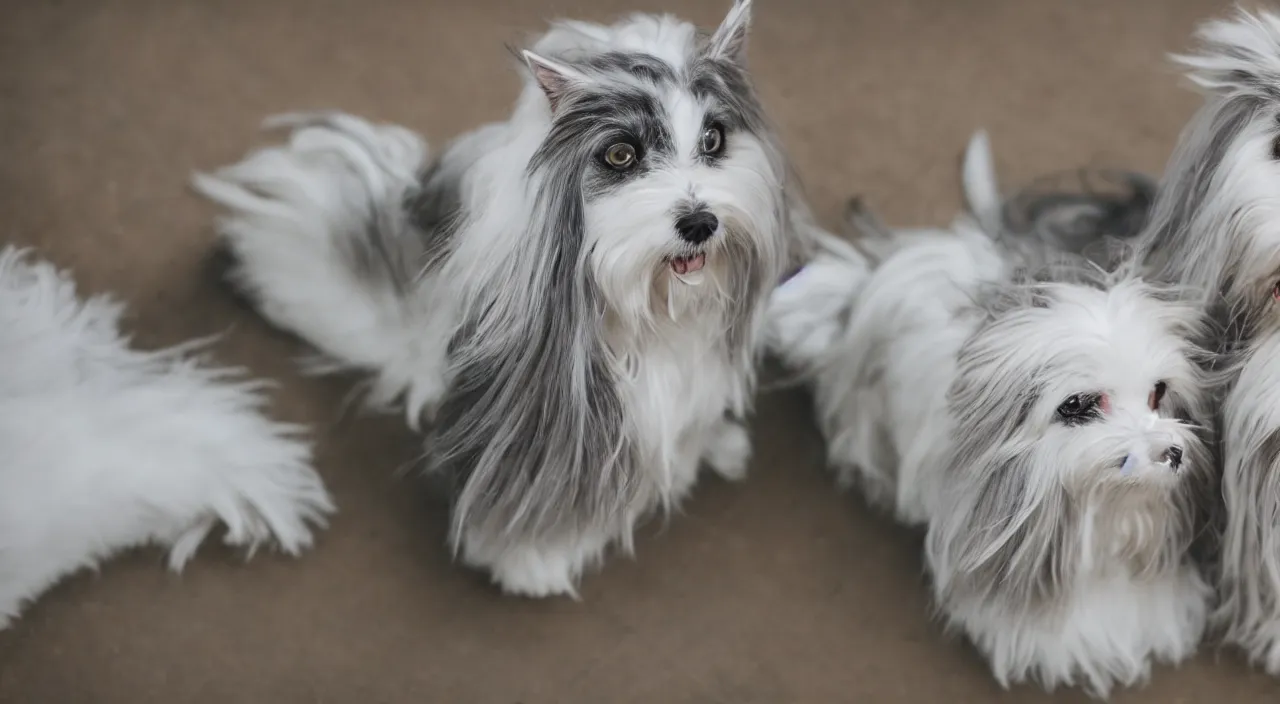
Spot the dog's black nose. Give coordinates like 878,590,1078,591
1164,445,1183,471
675,211,719,244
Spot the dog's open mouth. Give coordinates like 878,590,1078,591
668,253,707,286
670,253,706,275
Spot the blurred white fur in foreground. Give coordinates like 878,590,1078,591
0,246,334,628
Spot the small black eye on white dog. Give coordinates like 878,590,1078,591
1055,393,1103,425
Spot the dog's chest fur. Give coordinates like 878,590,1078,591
613,308,750,493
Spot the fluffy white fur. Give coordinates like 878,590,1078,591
0,246,334,629
1135,7,1280,675
768,133,1213,698
192,1,819,597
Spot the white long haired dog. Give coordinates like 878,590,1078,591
768,134,1214,698
0,246,334,629
1135,7,1280,674
191,0,820,597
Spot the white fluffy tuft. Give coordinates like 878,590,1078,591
0,246,334,629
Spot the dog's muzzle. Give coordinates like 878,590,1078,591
1119,444,1183,475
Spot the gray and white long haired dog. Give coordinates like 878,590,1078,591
1135,7,1280,674
192,0,821,597
768,133,1213,698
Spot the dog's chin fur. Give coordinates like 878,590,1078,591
1135,7,1280,673
0,246,334,629
767,133,1213,698
191,0,820,598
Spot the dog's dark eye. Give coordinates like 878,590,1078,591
1272,133,1280,161
1272,280,1280,301
1057,395,1086,416
602,142,638,170
1056,393,1101,425
700,124,725,156
1149,381,1168,411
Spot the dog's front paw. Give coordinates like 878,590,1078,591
1227,618,1280,676
491,547,581,599
704,421,752,481
1260,634,1280,676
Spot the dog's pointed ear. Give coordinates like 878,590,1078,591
706,0,753,64
523,50,585,113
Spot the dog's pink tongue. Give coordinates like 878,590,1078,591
672,254,706,275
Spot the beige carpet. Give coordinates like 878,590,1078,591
3,0,1279,701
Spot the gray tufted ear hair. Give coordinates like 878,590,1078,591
706,0,753,65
